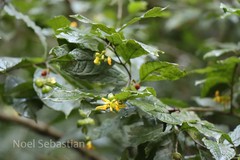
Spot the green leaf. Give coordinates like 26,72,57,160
129,125,168,145
13,98,43,120
0,57,44,73
139,61,185,82
70,14,116,34
33,68,86,116
48,15,71,31
204,48,239,59
228,125,240,147
128,1,148,14
128,96,181,124
115,40,162,62
119,7,167,31
52,48,113,76
187,122,222,140
56,28,105,51
106,33,124,45
4,3,47,52
114,87,156,101
128,96,169,113
202,138,235,160
0,57,22,73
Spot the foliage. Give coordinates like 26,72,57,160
1,0,240,160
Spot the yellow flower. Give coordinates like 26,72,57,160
95,97,125,112
107,56,112,65
93,57,100,65
213,90,230,105
86,141,93,150
70,21,78,27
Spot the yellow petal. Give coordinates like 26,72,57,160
95,105,108,110
101,97,110,103
70,21,78,27
94,57,100,65
107,56,112,65
86,141,93,150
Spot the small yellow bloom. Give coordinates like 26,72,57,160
94,57,100,65
213,90,230,105
95,97,125,112
70,21,78,27
86,141,93,150
107,56,112,65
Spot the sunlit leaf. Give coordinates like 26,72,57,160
139,61,185,82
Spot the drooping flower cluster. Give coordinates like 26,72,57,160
95,97,125,112
93,50,112,66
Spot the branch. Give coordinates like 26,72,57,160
186,107,240,119
0,112,62,140
0,112,104,160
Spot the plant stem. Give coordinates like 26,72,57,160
230,64,238,114
114,51,132,86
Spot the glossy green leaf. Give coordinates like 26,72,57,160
0,57,22,73
4,3,47,52
56,28,105,51
114,87,156,101
48,15,71,31
33,68,82,116
140,61,185,82
115,40,161,62
202,138,235,160
0,57,44,73
128,96,181,124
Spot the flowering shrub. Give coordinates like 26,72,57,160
1,1,240,160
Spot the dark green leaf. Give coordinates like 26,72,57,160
129,125,167,145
